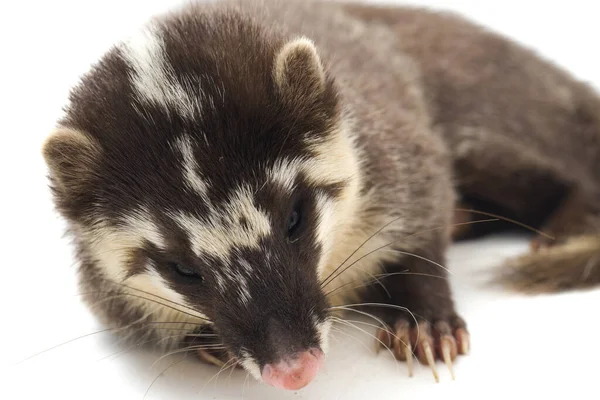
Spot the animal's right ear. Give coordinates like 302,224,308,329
42,128,100,196
273,37,326,102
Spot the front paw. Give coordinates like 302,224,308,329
376,314,469,382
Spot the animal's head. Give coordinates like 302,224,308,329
42,8,361,390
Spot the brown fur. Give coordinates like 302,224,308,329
339,1,600,294
42,0,600,377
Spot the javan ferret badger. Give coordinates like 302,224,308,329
42,0,600,391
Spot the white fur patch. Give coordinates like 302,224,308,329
126,261,196,315
238,258,254,274
303,119,360,186
239,350,262,380
81,222,207,344
121,207,166,250
315,317,332,354
84,208,165,282
174,136,210,197
121,21,200,118
171,185,271,260
233,273,252,306
214,273,226,292
314,192,337,272
268,121,360,195
268,158,300,191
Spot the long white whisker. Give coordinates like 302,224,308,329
329,323,374,355
331,318,400,375
144,354,187,399
152,344,225,367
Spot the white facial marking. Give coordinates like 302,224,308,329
214,272,226,293
132,261,190,308
84,208,165,282
174,136,210,197
124,262,208,326
240,350,262,380
316,318,332,354
268,158,301,191
121,21,200,118
233,273,252,306
121,207,166,250
314,192,336,270
238,258,254,274
171,185,271,261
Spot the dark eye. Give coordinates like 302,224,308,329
287,205,302,240
168,261,202,279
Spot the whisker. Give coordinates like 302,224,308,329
82,291,209,322
329,323,374,355
363,269,391,299
321,216,406,287
321,218,499,288
212,357,239,388
185,332,219,337
455,208,554,239
114,281,212,319
331,303,421,347
336,317,399,339
242,372,251,400
98,332,220,362
152,344,226,367
329,305,393,333
14,328,116,366
325,270,446,298
330,318,400,375
144,354,187,399
338,303,422,342
226,359,241,386
14,320,208,365
201,356,238,392
381,249,451,275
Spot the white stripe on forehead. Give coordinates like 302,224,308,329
174,136,210,198
121,21,200,119
122,206,166,250
268,158,301,191
267,147,355,191
171,185,271,260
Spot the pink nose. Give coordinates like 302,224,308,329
261,348,324,390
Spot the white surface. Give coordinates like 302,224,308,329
2,0,600,399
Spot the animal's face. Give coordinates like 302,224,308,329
43,9,361,390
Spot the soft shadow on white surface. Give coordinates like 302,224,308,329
2,0,600,399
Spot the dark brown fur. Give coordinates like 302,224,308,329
42,0,600,381
341,2,600,293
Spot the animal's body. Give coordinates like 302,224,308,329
42,0,600,390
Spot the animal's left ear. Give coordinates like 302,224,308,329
274,37,326,101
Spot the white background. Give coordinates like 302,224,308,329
2,0,600,399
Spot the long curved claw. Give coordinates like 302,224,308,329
441,339,455,380
422,341,439,383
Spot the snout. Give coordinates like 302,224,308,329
261,348,324,390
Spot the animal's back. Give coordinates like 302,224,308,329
247,0,600,291
339,1,600,291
